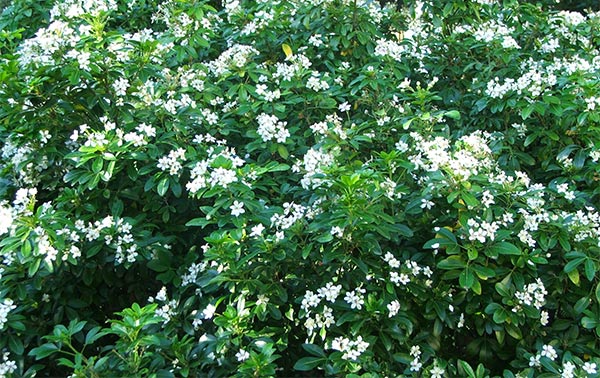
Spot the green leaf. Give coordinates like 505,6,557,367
574,297,590,314
444,110,461,120
471,264,495,279
495,282,511,297
316,233,333,243
282,43,293,58
92,157,103,173
488,242,521,256
582,316,598,329
301,343,326,357
85,326,107,345
8,334,24,355
459,268,475,289
27,257,41,277
521,105,534,120
505,323,522,340
110,199,124,217
567,269,580,286
21,238,32,258
564,257,585,273
7,320,26,332
540,356,559,373
69,319,86,334
461,191,479,207
157,177,169,196
293,356,324,371
458,360,476,378
277,145,289,159
467,248,478,261
186,217,211,228
476,364,486,378
584,259,596,281
493,307,510,324
29,343,59,360
524,133,537,147
437,256,466,270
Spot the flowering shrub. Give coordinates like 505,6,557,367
0,0,600,376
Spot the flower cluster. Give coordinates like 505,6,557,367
407,131,495,181
157,148,187,176
186,140,246,195
256,113,290,143
293,148,336,189
70,216,139,264
207,44,259,76
329,336,369,361
514,278,547,311
0,352,17,378
148,287,177,323
383,252,433,289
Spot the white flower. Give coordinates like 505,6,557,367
256,113,290,143
308,34,323,47
338,102,351,112
0,298,17,330
202,304,217,319
583,362,597,374
0,352,16,376
421,198,434,209
410,357,422,372
529,354,541,367
112,77,129,97
540,310,549,326
330,226,344,238
540,344,558,361
0,204,13,235
344,288,365,310
256,294,269,306
330,336,369,361
410,345,421,357
301,290,321,311
431,366,445,378
230,201,245,217
250,224,265,237
317,282,342,302
387,300,400,317
155,286,168,302
561,361,575,378
235,349,250,362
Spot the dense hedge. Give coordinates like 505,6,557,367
0,0,599,377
